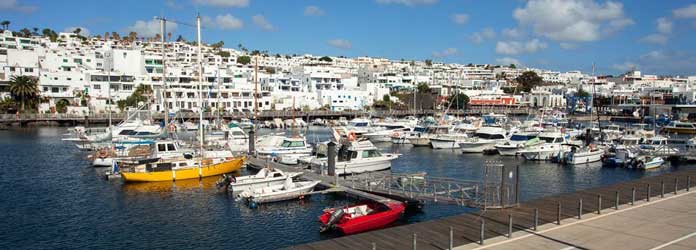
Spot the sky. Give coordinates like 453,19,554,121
1,0,696,76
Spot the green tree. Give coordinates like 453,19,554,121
576,87,591,98
176,35,185,42
319,56,333,62
18,28,32,38
382,94,391,103
417,82,431,93
0,97,17,113
1,20,10,30
515,71,543,93
211,40,224,49
9,76,39,112
237,55,251,65
425,59,433,66
509,64,517,69
216,51,231,57
55,99,69,113
446,93,469,110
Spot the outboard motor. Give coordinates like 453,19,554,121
320,208,345,233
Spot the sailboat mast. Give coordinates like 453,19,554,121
160,18,169,127
254,56,259,123
197,14,204,164
217,67,222,126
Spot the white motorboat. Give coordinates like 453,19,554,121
406,125,450,147
638,136,680,157
429,126,471,149
218,168,302,193
238,178,320,204
630,155,664,170
202,124,249,152
458,127,508,153
495,132,541,156
390,126,426,144
363,125,412,143
309,139,399,175
518,132,575,161
256,136,313,165
563,145,604,165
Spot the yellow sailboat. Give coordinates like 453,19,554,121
121,156,245,182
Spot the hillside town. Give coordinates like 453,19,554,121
1,27,696,116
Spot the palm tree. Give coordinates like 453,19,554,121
9,76,39,112
1,20,10,30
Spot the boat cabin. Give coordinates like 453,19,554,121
280,138,307,148
337,140,383,162
538,133,567,144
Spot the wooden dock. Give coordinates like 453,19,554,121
291,168,696,250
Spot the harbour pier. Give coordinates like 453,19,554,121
290,169,696,250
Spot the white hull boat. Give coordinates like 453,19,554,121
564,146,604,165
239,179,320,204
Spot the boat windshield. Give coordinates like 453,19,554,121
361,150,382,158
281,140,305,147
351,122,369,127
539,136,560,143
474,133,505,139
510,134,534,141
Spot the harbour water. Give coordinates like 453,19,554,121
1,127,695,250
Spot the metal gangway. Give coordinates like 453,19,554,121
342,162,520,209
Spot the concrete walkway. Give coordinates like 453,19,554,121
459,191,696,250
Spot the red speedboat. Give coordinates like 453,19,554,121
319,201,405,235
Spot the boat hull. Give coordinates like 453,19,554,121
565,150,603,165
320,202,405,235
121,157,245,182
409,137,431,147
430,138,460,149
459,141,498,153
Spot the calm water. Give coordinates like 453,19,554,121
1,127,694,250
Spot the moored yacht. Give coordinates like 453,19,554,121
458,127,508,153
256,136,313,165
494,132,541,156
309,139,399,175
518,132,577,161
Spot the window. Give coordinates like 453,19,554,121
51,87,59,93
122,84,133,91
24,68,33,73
167,144,176,151
93,85,101,90
62,59,68,63
158,144,166,152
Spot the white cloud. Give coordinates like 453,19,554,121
513,0,633,42
63,27,91,36
640,33,668,45
559,43,577,49
656,17,672,34
304,6,325,16
611,61,637,72
501,28,522,38
327,39,352,49
451,14,469,25
496,57,521,66
192,0,249,8
252,15,275,31
126,20,178,38
165,0,182,9
432,48,458,58
673,4,696,19
0,0,37,13
495,39,547,55
204,14,243,30
470,27,496,43
375,0,438,6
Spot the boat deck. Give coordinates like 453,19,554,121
290,168,696,250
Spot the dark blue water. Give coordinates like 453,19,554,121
1,127,694,250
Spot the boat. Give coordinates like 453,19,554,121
458,127,508,153
390,126,426,144
429,126,472,149
319,201,405,235
630,155,664,170
201,123,249,152
495,132,542,156
563,144,604,165
120,156,245,182
637,135,680,157
363,125,412,143
238,178,320,205
256,136,313,165
309,139,399,175
406,125,450,147
662,121,696,134
217,167,302,193
518,132,576,161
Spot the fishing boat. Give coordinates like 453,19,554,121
319,201,405,235
238,178,320,205
494,132,541,156
309,139,399,175
256,136,313,165
563,144,604,165
217,167,302,193
662,121,696,134
120,156,245,182
458,127,508,153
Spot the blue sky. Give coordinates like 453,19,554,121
2,0,696,76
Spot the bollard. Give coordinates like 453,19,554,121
597,195,602,214
647,184,651,202
661,180,665,198
413,233,417,250
674,178,678,195
327,141,337,179
508,214,513,238
480,219,485,245
615,191,620,210
372,242,376,250
578,199,583,219
533,208,539,231
631,187,636,205
557,202,562,225
449,226,453,250
688,176,691,192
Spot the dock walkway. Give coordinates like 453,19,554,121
291,169,696,250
